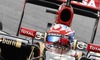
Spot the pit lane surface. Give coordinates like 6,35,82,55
0,0,100,44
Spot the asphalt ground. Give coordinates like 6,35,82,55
0,0,100,44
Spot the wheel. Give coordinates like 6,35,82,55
72,39,78,50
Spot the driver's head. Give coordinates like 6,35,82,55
45,24,73,54
47,24,75,42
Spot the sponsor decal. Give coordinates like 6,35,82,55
35,32,44,40
0,38,21,48
87,44,100,53
77,42,87,50
82,0,96,8
60,0,99,9
72,0,96,8
48,33,61,36
20,27,37,38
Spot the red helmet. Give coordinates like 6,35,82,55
48,24,73,36
46,24,72,49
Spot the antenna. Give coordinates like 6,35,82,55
16,0,27,36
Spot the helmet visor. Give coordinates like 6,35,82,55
46,35,61,43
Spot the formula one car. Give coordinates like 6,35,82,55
0,30,100,60
19,27,100,60
17,0,100,60
0,0,100,60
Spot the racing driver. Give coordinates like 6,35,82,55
44,24,79,60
